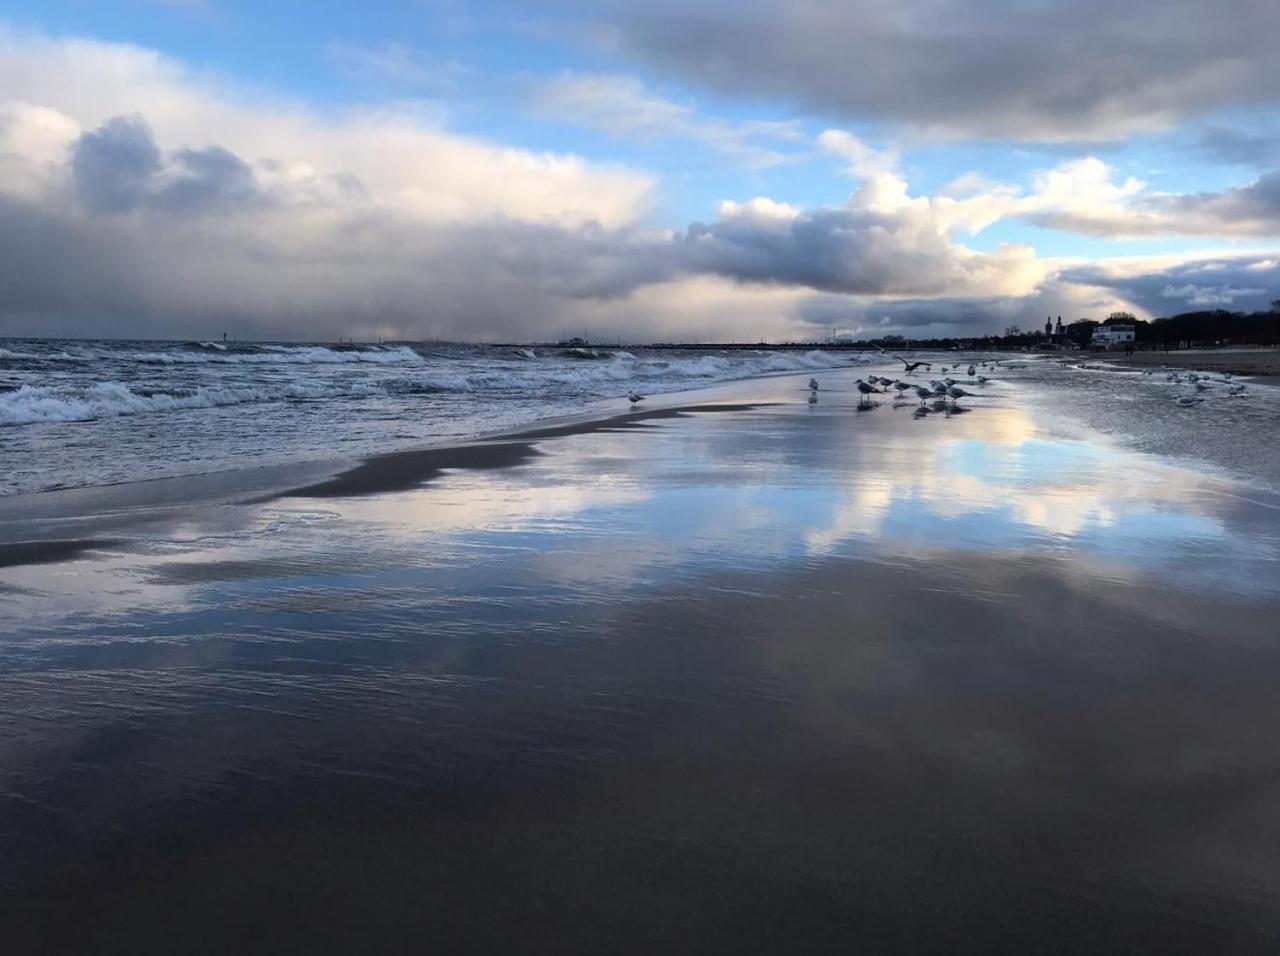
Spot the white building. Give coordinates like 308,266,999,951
1092,323,1136,349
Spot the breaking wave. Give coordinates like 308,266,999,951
0,381,339,426
1,341,886,494
132,344,425,365
1,348,867,426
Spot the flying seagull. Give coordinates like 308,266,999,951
869,342,930,374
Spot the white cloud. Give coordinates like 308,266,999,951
1010,158,1280,240
530,72,806,168
0,28,654,229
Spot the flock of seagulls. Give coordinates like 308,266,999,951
849,376,982,408
806,356,1005,415
1138,366,1249,407
624,353,1260,417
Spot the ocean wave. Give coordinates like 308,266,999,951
0,381,338,425
131,344,424,365
380,349,860,394
0,346,91,362
0,347,869,428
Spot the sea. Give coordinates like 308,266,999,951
0,340,863,496
4,340,1280,498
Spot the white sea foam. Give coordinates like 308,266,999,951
0,343,879,494
128,345,425,365
1,349,864,425
0,381,338,425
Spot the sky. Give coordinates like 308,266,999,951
1,0,1278,343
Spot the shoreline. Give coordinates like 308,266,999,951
0,400,776,561
1,341,857,501
276,402,770,499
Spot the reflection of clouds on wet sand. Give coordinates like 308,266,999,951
803,403,1248,574
3,383,1277,634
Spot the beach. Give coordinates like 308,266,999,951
1109,346,1280,383
4,360,1280,953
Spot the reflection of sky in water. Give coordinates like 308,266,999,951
8,367,1280,950
4,388,1278,650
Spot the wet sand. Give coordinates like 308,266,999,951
3,368,1280,954
0,538,125,569
280,403,768,499
1110,346,1280,383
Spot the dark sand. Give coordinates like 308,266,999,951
280,403,766,499
0,538,124,569
3,372,1280,954
1110,346,1280,383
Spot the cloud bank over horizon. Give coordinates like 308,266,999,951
0,12,1278,342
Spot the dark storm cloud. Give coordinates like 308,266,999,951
1062,256,1279,315
71,115,163,213
159,145,259,210
548,0,1280,141
678,206,1028,297
795,289,1115,341
71,115,261,214
1160,171,1280,234
1,115,1041,340
4,115,1274,342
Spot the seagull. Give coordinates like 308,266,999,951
1174,396,1204,407
976,375,989,385
855,379,879,406
893,380,911,397
899,358,931,373
628,392,645,406
947,385,973,404
809,377,820,391
914,384,933,404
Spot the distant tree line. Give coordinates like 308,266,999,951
840,301,1280,351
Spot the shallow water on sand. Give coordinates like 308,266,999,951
3,366,1280,953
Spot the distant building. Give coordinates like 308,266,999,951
1044,315,1068,348
1091,322,1136,350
